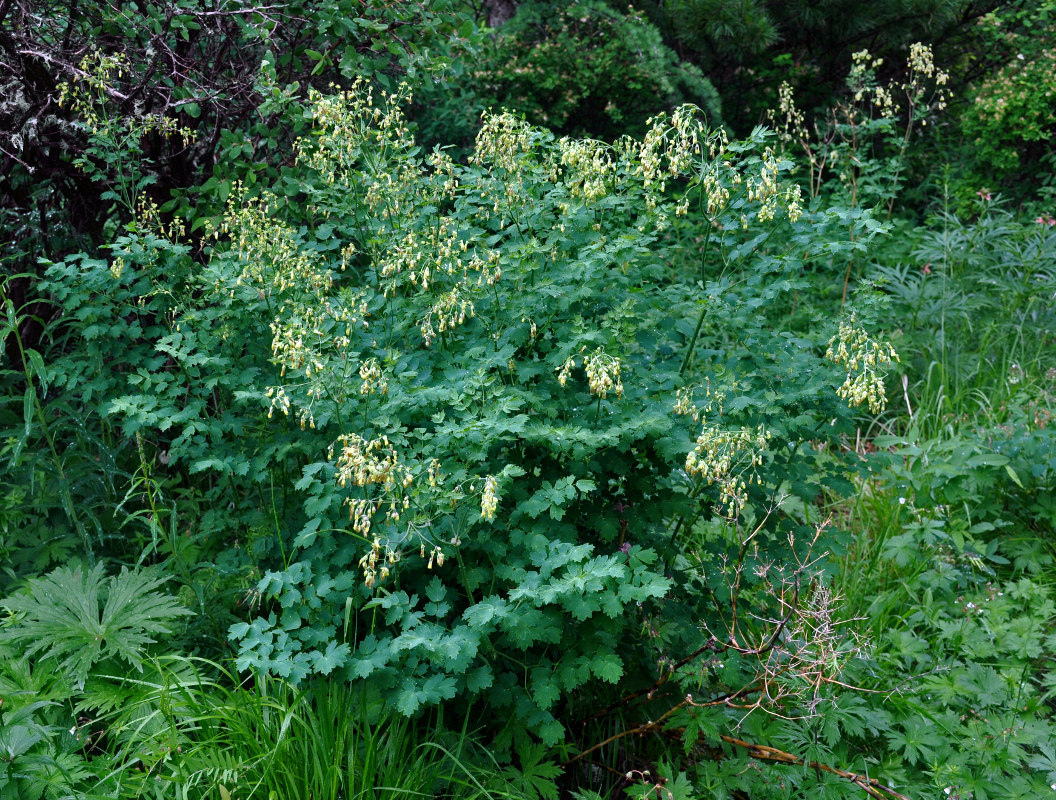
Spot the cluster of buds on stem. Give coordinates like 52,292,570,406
481,475,499,521
359,537,400,588
686,423,771,519
420,283,475,346
331,434,414,539
825,315,899,414
557,347,624,400
358,357,387,396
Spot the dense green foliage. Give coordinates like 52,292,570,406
957,8,1056,207
414,1,721,146
633,0,995,126
1,1,1055,799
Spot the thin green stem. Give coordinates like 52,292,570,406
680,300,709,377
5,297,95,562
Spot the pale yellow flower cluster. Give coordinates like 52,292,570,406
267,298,360,396
217,180,370,412
419,284,475,347
825,316,900,414
219,188,333,300
339,242,357,272
358,357,386,396
785,183,804,223
481,475,499,521
330,434,415,586
909,43,950,116
557,348,624,399
849,50,894,110
747,148,782,222
426,151,460,199
427,459,442,488
135,196,186,239
378,217,465,294
685,423,771,519
472,250,503,288
266,298,365,429
58,51,128,105
342,453,455,587
264,384,315,430
333,433,413,492
300,82,443,256
673,381,726,423
264,386,291,418
270,315,324,379
697,141,803,224
775,81,807,147
421,543,446,570
849,44,949,118
359,537,400,589
699,166,733,216
58,51,193,146
300,80,414,188
908,42,949,88
771,43,948,204
557,138,616,203
636,105,701,188
584,349,624,399
677,380,765,518
471,102,720,232
673,386,700,421
361,161,426,221
556,356,576,388
472,111,540,173
631,106,704,218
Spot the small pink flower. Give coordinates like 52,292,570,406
1035,214,1056,226
921,263,932,275
977,189,992,201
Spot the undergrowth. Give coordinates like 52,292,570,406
0,29,1054,800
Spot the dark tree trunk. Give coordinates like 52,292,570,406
484,0,517,28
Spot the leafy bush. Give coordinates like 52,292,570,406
956,11,1056,208
645,0,983,133
0,0,477,279
815,198,1056,800
0,563,190,800
18,22,1056,798
34,57,901,771
416,1,721,147
85,86,902,779
874,200,1056,439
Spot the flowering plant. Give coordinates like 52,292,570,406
43,74,894,752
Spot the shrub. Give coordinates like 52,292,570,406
37,64,902,791
415,1,721,147
179,85,886,746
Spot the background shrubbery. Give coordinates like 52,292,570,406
1,1,1054,798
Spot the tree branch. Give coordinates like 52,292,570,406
720,735,912,800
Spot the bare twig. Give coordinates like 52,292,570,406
720,735,912,800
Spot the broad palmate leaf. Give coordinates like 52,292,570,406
0,563,191,683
